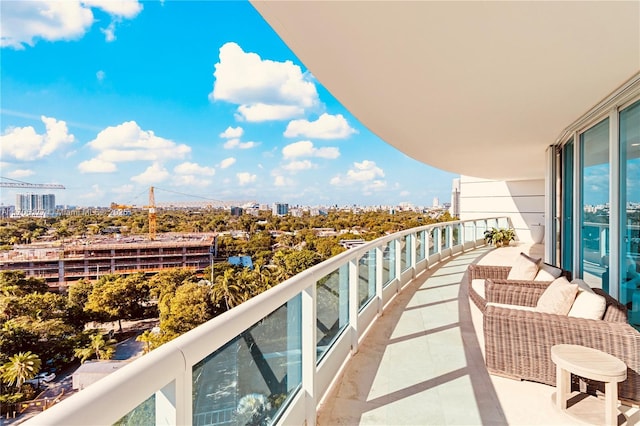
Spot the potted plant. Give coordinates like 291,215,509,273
484,227,515,247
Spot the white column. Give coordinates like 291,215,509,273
348,258,359,354
302,285,317,426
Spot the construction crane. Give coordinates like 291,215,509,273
0,176,65,189
147,186,157,241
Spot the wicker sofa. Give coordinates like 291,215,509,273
467,263,572,313
481,279,640,405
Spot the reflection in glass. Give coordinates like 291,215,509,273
115,395,155,425
192,296,301,426
620,100,640,326
580,119,610,290
316,265,349,361
358,249,376,310
401,234,412,272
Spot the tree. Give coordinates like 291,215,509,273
85,274,151,331
1,351,41,388
211,269,245,311
0,271,48,297
161,282,213,336
74,333,116,363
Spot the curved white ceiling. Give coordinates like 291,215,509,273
251,1,640,180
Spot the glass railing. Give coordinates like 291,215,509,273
28,217,503,426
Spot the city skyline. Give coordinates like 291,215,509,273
0,1,457,209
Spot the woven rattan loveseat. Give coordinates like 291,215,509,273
467,263,572,313
482,279,640,404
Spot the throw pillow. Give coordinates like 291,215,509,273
571,278,594,294
535,276,578,315
507,252,541,280
534,263,563,281
568,290,606,320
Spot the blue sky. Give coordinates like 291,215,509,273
0,1,457,208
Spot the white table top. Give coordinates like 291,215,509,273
551,344,627,382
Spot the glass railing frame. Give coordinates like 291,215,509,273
28,217,505,426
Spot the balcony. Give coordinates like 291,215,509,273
26,218,640,425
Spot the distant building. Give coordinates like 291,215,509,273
228,256,254,269
432,197,440,209
0,205,14,218
14,193,56,217
272,202,289,216
230,206,243,216
450,178,461,217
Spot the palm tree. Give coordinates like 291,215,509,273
74,333,117,363
1,351,41,388
212,269,244,310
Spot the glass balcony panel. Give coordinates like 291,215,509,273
316,264,349,361
401,235,411,272
428,228,437,256
382,241,396,286
452,224,459,246
358,249,377,310
114,394,155,425
192,295,302,426
416,230,426,261
441,227,450,250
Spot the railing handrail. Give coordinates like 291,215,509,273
28,217,506,425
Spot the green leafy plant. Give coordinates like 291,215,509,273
484,227,515,247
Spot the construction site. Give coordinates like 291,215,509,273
1,179,217,289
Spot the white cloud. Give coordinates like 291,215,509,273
172,175,212,187
330,160,385,186
399,190,410,197
219,126,243,139
236,104,304,122
1,0,142,49
131,163,169,184
78,158,117,173
83,0,143,18
6,169,35,179
80,184,105,199
223,138,258,150
210,42,319,121
283,160,314,172
86,121,190,163
274,175,294,187
101,22,116,42
237,172,256,186
219,157,236,169
174,162,215,176
112,184,134,195
1,116,75,160
284,113,357,139
282,140,340,159
96,70,105,82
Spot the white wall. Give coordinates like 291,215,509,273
459,176,545,243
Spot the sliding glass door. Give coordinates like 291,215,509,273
580,119,610,290
619,100,640,325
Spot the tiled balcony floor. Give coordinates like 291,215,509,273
317,244,640,425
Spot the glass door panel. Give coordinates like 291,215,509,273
619,100,640,326
561,140,573,271
580,119,610,290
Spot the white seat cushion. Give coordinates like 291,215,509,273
471,279,485,299
568,280,606,320
487,302,537,312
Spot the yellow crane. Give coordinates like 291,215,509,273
147,186,157,241
111,187,156,240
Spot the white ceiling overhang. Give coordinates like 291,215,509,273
251,1,640,180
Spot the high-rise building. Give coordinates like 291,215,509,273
272,202,289,216
15,193,56,217
450,178,460,218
